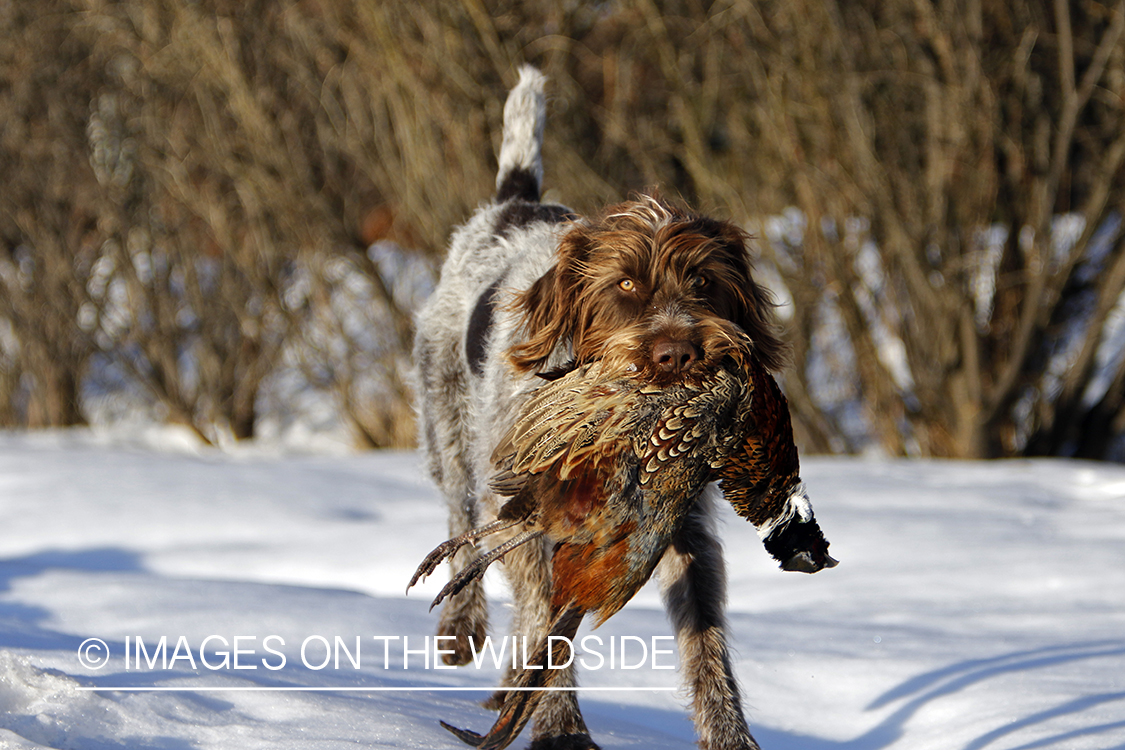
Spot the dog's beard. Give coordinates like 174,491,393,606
583,317,753,386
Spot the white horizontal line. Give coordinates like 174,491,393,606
76,686,677,693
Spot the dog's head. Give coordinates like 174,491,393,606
509,194,788,384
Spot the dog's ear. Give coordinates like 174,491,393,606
714,222,791,373
508,229,588,373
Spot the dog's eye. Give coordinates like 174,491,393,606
691,274,708,289
618,278,636,292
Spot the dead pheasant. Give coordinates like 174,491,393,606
408,353,836,749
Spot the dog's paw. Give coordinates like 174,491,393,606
437,611,489,666
481,688,507,711
698,740,761,750
527,733,601,750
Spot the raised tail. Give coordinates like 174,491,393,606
495,65,546,203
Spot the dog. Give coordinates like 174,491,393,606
413,66,790,750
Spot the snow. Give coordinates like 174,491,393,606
2,429,1124,749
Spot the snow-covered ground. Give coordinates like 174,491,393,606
1,428,1123,749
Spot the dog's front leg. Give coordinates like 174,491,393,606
499,535,600,750
658,492,761,750
439,532,490,665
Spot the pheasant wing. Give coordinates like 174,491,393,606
491,362,646,483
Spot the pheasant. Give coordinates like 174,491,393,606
408,353,836,749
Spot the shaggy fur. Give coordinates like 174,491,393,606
413,66,786,750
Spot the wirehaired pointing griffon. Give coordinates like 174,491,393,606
412,66,836,750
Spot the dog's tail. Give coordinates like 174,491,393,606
495,65,546,204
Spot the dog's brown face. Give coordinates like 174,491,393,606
509,195,788,384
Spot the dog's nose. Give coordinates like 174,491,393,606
652,339,700,373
